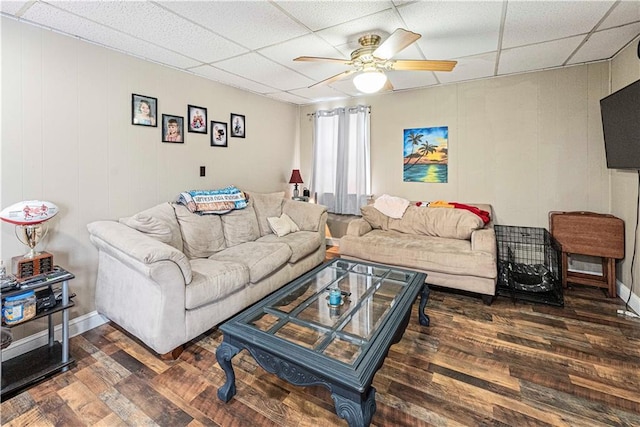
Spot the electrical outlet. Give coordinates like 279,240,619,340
200,166,205,177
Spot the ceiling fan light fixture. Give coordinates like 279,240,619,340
353,70,387,94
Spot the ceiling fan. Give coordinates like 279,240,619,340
294,28,457,94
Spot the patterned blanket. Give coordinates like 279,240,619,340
177,186,248,215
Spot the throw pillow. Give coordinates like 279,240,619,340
267,213,300,237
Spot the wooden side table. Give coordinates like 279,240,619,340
549,211,624,298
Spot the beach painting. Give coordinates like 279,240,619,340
403,126,448,183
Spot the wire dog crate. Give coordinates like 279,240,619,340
495,225,564,306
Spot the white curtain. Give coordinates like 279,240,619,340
311,105,371,215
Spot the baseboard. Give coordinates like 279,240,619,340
617,280,640,316
1,311,108,362
325,237,341,247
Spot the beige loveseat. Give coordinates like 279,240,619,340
339,203,497,304
87,193,327,357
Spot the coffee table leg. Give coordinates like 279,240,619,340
332,387,376,427
419,283,430,326
216,340,240,402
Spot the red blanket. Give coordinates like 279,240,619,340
415,201,491,225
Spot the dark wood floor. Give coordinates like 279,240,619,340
3,249,640,426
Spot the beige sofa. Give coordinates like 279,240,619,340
339,203,497,304
87,193,327,357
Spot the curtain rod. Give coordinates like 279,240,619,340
307,105,371,117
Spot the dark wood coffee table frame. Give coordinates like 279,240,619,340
216,259,429,426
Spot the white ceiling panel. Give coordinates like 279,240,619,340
398,1,503,59
438,52,497,84
21,3,200,69
160,1,308,50
214,53,315,91
568,23,640,64
499,36,584,75
599,0,640,30
503,1,615,49
3,1,638,105
274,1,393,32
51,1,247,62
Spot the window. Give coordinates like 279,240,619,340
311,105,371,215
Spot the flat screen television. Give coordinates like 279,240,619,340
600,79,640,169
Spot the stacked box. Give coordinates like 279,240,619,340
495,225,564,306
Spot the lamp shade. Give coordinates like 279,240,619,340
289,169,303,184
353,71,387,94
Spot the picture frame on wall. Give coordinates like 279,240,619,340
210,121,228,147
230,113,245,138
131,94,158,127
162,114,184,143
187,105,207,134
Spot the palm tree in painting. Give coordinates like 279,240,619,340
403,131,424,167
404,141,437,171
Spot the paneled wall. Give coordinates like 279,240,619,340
1,18,299,340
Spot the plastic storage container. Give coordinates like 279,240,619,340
3,290,36,325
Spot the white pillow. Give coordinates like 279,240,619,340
267,213,299,237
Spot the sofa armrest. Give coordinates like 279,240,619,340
283,200,328,232
87,221,192,284
471,228,497,257
346,219,372,237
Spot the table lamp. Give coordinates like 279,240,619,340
289,169,304,198
0,200,58,279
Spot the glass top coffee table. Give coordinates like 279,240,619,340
216,259,429,426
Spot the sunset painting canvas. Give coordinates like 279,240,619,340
403,126,448,183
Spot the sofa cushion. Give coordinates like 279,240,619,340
220,204,260,247
119,214,173,244
340,230,496,279
186,259,249,310
282,200,327,232
210,242,291,283
257,231,321,263
388,206,484,240
174,204,226,258
361,205,389,230
250,191,285,236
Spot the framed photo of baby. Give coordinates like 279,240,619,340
162,114,184,143
230,113,245,138
210,121,228,147
188,105,207,134
131,94,158,127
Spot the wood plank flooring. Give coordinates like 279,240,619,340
3,249,640,426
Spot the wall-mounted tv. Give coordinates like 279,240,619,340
599,79,640,169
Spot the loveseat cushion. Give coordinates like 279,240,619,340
340,230,496,279
186,259,249,310
257,231,321,263
174,204,226,258
250,191,285,236
210,242,291,283
220,204,261,247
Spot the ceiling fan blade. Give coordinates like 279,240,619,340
373,28,421,60
309,70,356,88
392,60,457,72
294,56,352,65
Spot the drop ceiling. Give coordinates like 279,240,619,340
2,1,639,105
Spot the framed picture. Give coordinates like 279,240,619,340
187,105,208,134
210,121,228,147
162,114,184,143
230,113,245,138
131,94,158,127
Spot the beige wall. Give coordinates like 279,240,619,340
300,62,610,228
1,18,299,339
610,36,640,303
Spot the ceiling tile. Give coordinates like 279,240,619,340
190,64,276,94
214,53,315,91
160,1,309,50
600,0,640,29
264,91,313,105
275,1,393,32
385,70,438,91
398,1,503,59
499,36,584,75
1,1,29,15
52,1,248,62
438,52,497,84
503,1,615,49
288,85,350,103
568,23,640,64
315,9,407,48
22,2,200,69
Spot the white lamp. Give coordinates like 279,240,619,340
353,70,387,94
